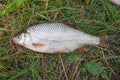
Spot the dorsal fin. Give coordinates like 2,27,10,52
62,22,75,28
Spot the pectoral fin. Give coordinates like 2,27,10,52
32,43,46,48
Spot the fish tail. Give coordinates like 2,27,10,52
98,34,119,48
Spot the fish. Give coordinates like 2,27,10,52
12,22,116,54
110,0,120,6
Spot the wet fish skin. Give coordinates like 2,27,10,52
12,23,100,53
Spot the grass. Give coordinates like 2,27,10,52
0,0,120,80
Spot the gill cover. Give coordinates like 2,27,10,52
24,33,32,45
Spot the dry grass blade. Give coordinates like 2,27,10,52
59,54,68,80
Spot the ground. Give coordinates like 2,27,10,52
0,0,120,80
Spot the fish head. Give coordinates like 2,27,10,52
12,33,32,45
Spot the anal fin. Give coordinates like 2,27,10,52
76,47,88,53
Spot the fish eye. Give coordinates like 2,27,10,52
17,36,22,41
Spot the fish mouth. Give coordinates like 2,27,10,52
12,38,17,44
11,38,19,51
12,38,23,46
12,38,20,45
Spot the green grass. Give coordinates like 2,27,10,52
0,0,120,80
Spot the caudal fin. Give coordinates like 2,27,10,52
99,35,119,48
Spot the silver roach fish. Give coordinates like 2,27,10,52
110,0,120,6
12,22,115,54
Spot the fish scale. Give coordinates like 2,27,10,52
27,23,81,34
27,23,89,42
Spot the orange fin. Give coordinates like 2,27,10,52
54,51,64,54
77,47,88,53
32,43,46,48
62,22,75,28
